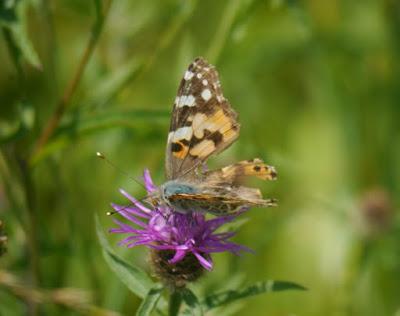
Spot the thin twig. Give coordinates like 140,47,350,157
18,156,41,316
32,0,113,160
0,270,120,316
3,22,41,316
39,0,59,102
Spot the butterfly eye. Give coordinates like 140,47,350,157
151,198,160,207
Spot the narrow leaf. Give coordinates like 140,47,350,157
30,109,169,165
181,288,203,316
136,286,164,316
95,215,155,298
0,0,17,23
168,291,183,316
10,20,41,69
0,101,35,144
1,1,41,69
203,280,307,310
55,109,169,136
86,59,144,109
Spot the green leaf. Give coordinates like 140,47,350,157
206,0,242,64
216,217,249,233
0,0,18,24
168,291,183,316
56,109,169,136
85,59,144,110
136,286,164,316
29,109,169,165
0,101,35,145
95,215,156,298
1,0,41,69
203,280,307,310
181,288,203,316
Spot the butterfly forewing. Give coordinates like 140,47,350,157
165,57,240,180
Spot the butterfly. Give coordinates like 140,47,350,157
149,57,277,216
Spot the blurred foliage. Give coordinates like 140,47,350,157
1,0,400,315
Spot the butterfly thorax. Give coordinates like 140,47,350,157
157,181,199,214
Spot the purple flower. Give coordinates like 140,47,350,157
109,170,250,271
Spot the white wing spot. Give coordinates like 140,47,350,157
202,79,208,86
201,89,212,101
174,96,180,105
173,126,193,141
184,71,194,80
178,95,196,107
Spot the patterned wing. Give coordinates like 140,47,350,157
165,57,240,180
203,158,277,186
168,189,277,216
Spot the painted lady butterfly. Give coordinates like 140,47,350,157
149,57,277,215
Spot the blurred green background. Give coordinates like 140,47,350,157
1,0,400,315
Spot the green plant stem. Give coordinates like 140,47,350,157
2,27,25,91
168,290,183,316
39,0,59,102
94,0,197,108
32,0,113,161
18,157,40,316
0,269,118,315
142,0,197,72
207,0,242,64
3,21,40,315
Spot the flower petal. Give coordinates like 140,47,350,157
143,169,157,193
193,251,213,271
119,189,152,214
112,209,147,228
111,203,151,218
169,249,187,264
110,218,145,232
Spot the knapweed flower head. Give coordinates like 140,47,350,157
109,170,250,287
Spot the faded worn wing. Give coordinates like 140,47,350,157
203,158,277,186
165,57,240,180
168,188,277,216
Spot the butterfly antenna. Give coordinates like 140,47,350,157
105,195,152,216
96,152,147,191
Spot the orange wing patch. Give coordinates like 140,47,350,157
189,140,216,157
205,158,277,185
171,141,189,159
229,158,278,181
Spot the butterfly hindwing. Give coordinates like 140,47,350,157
168,189,277,216
203,158,277,186
165,57,240,180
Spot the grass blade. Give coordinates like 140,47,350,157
203,280,307,310
181,288,203,316
136,286,164,316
